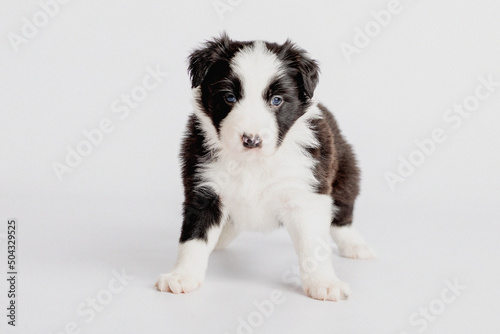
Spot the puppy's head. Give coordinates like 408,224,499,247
189,34,319,158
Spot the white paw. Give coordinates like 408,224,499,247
302,276,351,301
155,271,202,294
338,243,377,259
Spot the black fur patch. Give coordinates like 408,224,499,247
188,33,249,133
264,41,320,143
179,115,222,243
264,75,309,143
307,104,361,226
199,65,242,132
265,40,320,101
180,188,222,242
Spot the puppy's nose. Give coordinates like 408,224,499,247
242,133,262,148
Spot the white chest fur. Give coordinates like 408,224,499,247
203,151,316,231
196,104,323,232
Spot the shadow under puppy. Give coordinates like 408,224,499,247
156,34,376,301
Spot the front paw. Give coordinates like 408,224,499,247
302,275,351,301
155,271,202,294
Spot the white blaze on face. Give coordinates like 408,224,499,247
219,41,283,157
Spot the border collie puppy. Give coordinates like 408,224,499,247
156,34,376,301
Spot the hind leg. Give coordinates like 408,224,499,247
215,220,239,250
330,201,376,259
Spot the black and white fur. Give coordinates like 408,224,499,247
156,35,375,301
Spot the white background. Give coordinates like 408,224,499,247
1,0,500,333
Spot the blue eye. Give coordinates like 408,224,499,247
225,93,237,104
271,96,283,106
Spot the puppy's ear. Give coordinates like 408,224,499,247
188,33,233,88
279,40,320,100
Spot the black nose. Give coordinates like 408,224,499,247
242,134,262,148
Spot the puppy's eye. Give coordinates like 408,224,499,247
271,96,283,106
225,93,237,104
